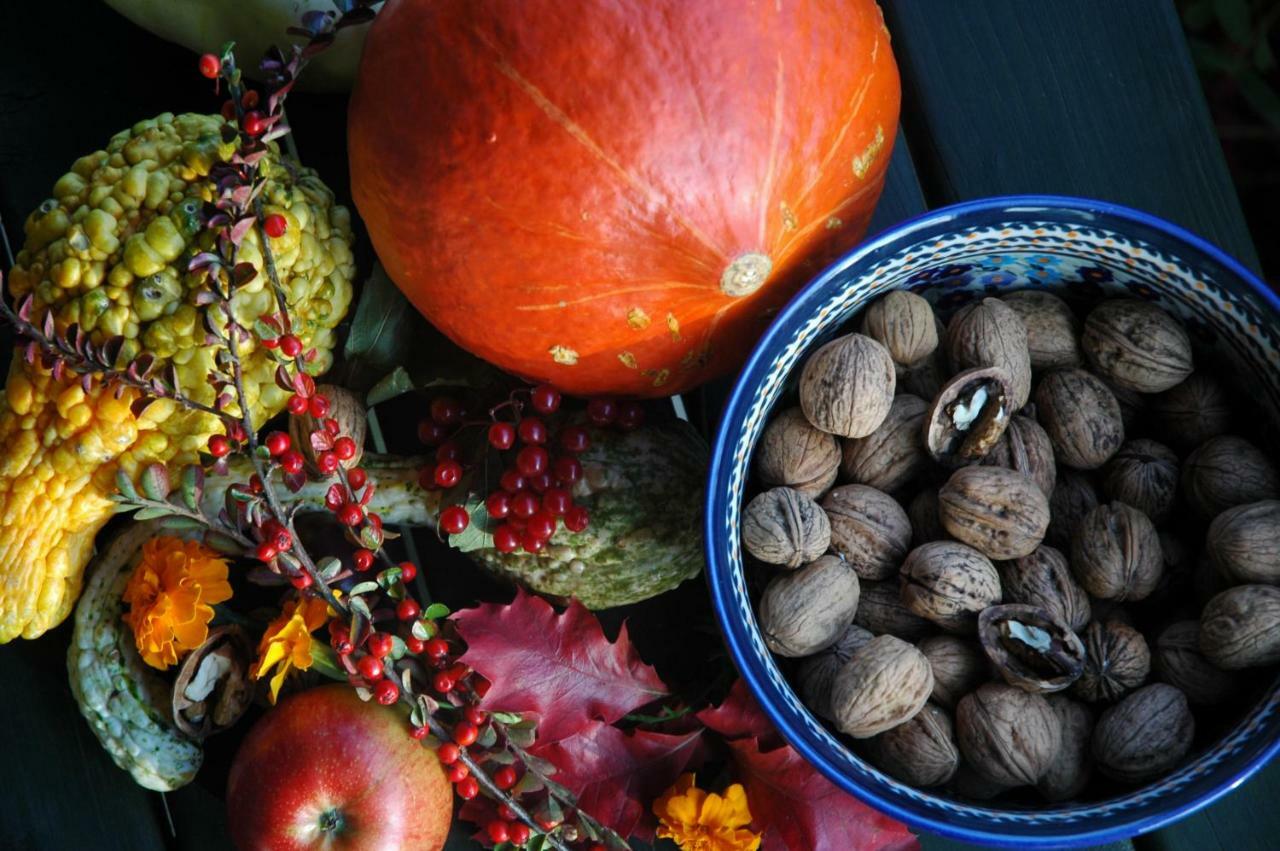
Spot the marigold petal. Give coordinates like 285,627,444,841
720,783,754,829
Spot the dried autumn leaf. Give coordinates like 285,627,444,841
696,679,783,748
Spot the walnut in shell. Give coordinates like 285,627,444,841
290,384,367,474
822,485,912,580
1046,469,1101,550
919,635,988,710
800,333,896,438
898,339,949,401
998,545,1091,632
1034,369,1125,470
758,555,860,657
854,579,934,641
1199,584,1280,669
1071,619,1151,703
1150,372,1233,449
742,487,831,568
1001,290,1082,370
841,394,930,493
830,635,934,738
1102,439,1179,521
1081,299,1193,393
1181,435,1280,518
172,625,253,739
868,703,959,787
978,604,1086,694
945,298,1033,409
923,367,1015,467
1153,620,1238,706
1070,502,1163,601
956,683,1062,787
1092,683,1194,783
1037,695,1095,802
900,541,1002,633
1208,500,1280,585
939,465,1050,560
756,408,841,498
796,624,875,720
908,489,946,547
981,412,1057,497
862,290,939,368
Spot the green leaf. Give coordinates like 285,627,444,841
348,581,379,597
423,602,451,620
203,530,246,555
389,634,408,660
476,724,498,748
376,565,403,590
139,463,171,501
349,595,372,619
366,366,416,406
399,665,413,692
179,465,204,511
134,506,175,521
491,711,524,725
1188,37,1241,75
341,264,422,391
317,557,344,581
1212,0,1253,44
526,835,547,851
410,619,434,641
115,470,139,501
447,499,496,553
1238,68,1280,129
513,770,545,794
309,643,346,682
159,515,205,532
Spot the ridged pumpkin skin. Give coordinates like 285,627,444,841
349,0,899,396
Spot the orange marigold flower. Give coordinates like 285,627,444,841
252,595,330,703
122,536,232,670
653,773,761,851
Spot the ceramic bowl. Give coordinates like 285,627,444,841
705,195,1280,847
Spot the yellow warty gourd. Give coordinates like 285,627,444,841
0,112,355,641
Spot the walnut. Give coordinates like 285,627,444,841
981,412,1057,497
1002,290,1082,370
956,683,1061,787
939,466,1050,559
868,703,959,787
919,635,988,710
1070,503,1163,601
800,333,896,438
945,298,1033,409
1092,683,1194,783
898,340,949,400
1181,435,1280,518
742,487,831,568
952,764,1015,800
821,485,912,580
1071,619,1150,703
998,545,1091,632
907,489,946,547
841,394,930,493
830,635,934,738
1034,369,1124,470
900,541,1002,633
854,579,934,640
796,624,875,720
979,604,1086,693
1046,469,1101,550
1208,499,1280,585
758,555,860,657
291,384,367,474
1199,584,1280,669
862,290,939,367
1150,372,1233,449
1103,439,1179,521
1104,379,1148,434
1037,695,1095,801
1081,299,1194,393
756,408,841,498
1153,620,1239,706
171,625,253,739
923,367,1015,467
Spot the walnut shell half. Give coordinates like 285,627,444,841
978,604,1086,694
923,367,1015,467
172,625,253,740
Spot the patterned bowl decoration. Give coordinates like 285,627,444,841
705,196,1280,847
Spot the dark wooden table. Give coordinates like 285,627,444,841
0,2,1275,850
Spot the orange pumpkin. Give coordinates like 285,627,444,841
349,0,899,397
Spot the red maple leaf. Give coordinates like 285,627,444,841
696,679,782,748
454,589,671,744
531,721,704,840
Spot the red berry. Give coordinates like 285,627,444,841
522,531,546,554
367,632,394,659
438,742,460,764
249,474,265,494
220,99,237,120
256,542,278,562
434,460,463,488
347,467,368,490
265,431,290,456
289,572,312,590
279,334,302,357
333,436,357,461
426,638,450,659
357,655,383,681
488,421,516,450
273,529,293,551
464,705,487,726
324,486,346,511
316,451,339,475
528,472,553,493
435,441,461,463
542,488,572,516
509,823,531,845
375,678,400,705
456,777,479,800
500,470,527,493
397,599,421,621
487,821,510,844
434,672,456,693
516,446,548,477
493,765,517,789
338,504,363,527
493,524,520,553
417,419,449,446
286,394,308,415
280,449,305,475
207,434,231,457
499,804,519,822
564,506,590,533
587,398,617,425
446,762,469,783
486,491,511,519
527,511,556,541
228,422,248,442
242,110,266,136
554,455,583,484
241,89,260,109
617,401,645,431
531,384,561,414
518,416,547,445
310,395,331,418
410,725,429,740
330,627,354,656
399,561,417,582
263,213,287,239
353,549,374,572
324,418,341,436
510,491,539,519
453,722,479,746
198,53,221,79
558,425,590,453
406,636,426,654
440,505,469,535
430,396,462,426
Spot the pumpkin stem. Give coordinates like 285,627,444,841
720,252,773,297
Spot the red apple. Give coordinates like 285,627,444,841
227,684,453,850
